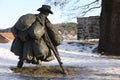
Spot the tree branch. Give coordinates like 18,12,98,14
71,0,99,10
82,6,101,16
83,0,99,7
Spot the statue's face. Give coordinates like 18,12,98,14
40,11,49,17
44,12,49,16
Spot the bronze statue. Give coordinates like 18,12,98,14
11,5,63,68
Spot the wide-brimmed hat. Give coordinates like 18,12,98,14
37,5,53,14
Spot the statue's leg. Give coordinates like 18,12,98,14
17,53,24,68
17,60,24,68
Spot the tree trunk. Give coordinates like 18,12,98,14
98,0,120,55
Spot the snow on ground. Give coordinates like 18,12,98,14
0,40,120,80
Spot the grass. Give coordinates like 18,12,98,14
11,66,79,78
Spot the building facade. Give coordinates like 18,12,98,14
77,16,100,40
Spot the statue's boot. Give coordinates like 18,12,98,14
17,60,24,68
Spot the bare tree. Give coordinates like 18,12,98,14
46,0,120,55
98,0,120,55
45,0,101,18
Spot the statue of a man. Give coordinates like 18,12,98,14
11,5,63,68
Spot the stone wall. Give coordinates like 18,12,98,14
77,16,100,40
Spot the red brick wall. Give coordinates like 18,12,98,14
0,32,14,43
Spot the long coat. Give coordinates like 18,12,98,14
11,14,63,64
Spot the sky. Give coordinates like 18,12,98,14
0,0,101,29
